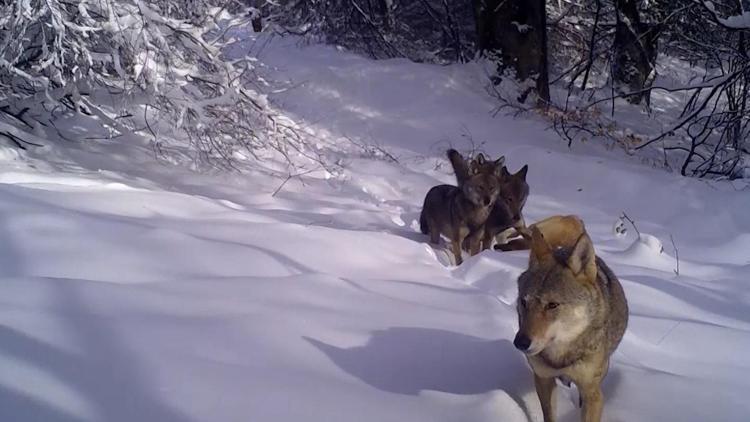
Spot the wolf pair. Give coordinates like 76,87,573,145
419,149,529,265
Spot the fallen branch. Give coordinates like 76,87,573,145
621,212,641,240
271,168,319,197
670,234,680,276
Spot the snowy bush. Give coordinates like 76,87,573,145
547,0,749,179
263,0,477,63
0,0,315,170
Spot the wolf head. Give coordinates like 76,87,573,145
499,165,529,224
462,156,503,207
465,154,529,225
513,224,599,356
447,149,505,187
469,153,505,178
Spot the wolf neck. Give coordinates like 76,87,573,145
456,193,491,226
539,320,605,370
540,268,609,370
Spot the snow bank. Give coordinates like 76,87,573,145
0,32,748,422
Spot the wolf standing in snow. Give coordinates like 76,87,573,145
483,164,529,249
513,215,628,422
419,150,503,265
448,149,529,250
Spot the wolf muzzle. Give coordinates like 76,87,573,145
513,332,531,352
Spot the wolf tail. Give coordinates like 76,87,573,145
419,209,429,234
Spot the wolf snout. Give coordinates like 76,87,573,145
513,332,531,352
483,197,492,206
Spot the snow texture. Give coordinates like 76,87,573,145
0,32,749,422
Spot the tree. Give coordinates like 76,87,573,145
611,0,659,105
0,0,308,170
267,0,476,63
473,0,550,105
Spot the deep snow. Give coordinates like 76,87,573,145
0,33,749,422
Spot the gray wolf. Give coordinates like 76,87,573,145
483,164,529,249
513,215,628,422
448,150,529,250
419,151,503,265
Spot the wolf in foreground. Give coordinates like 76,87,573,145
513,215,628,422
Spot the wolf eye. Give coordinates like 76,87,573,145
545,302,559,310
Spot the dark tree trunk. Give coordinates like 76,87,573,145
252,13,262,32
612,0,659,105
473,0,550,105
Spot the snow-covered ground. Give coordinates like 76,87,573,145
1,34,749,422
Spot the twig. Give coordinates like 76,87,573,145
271,168,319,197
341,134,399,163
0,132,28,150
271,174,294,197
670,234,680,276
621,212,641,240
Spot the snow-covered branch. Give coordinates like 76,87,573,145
703,1,750,29
0,0,318,170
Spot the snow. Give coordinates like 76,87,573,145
511,22,532,33
1,32,750,422
705,2,750,29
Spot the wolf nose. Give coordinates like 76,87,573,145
513,333,531,351
483,197,491,206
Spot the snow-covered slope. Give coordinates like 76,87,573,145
1,34,749,422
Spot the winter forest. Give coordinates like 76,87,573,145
2,0,750,177
0,1,749,422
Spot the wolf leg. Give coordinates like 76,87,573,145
579,382,603,422
428,219,441,244
481,226,496,251
467,227,484,256
452,227,470,265
534,374,557,422
450,239,463,265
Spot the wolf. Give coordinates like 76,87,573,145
419,151,503,265
482,164,529,249
448,149,529,250
512,215,628,422
447,149,503,187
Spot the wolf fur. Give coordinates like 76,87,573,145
419,151,503,265
495,213,581,252
447,149,529,250
513,215,628,422
483,164,529,249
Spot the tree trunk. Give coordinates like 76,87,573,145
382,0,395,30
473,0,550,105
612,0,658,105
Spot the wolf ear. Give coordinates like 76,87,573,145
493,156,506,176
567,233,597,281
529,226,553,265
469,153,485,175
515,165,529,180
